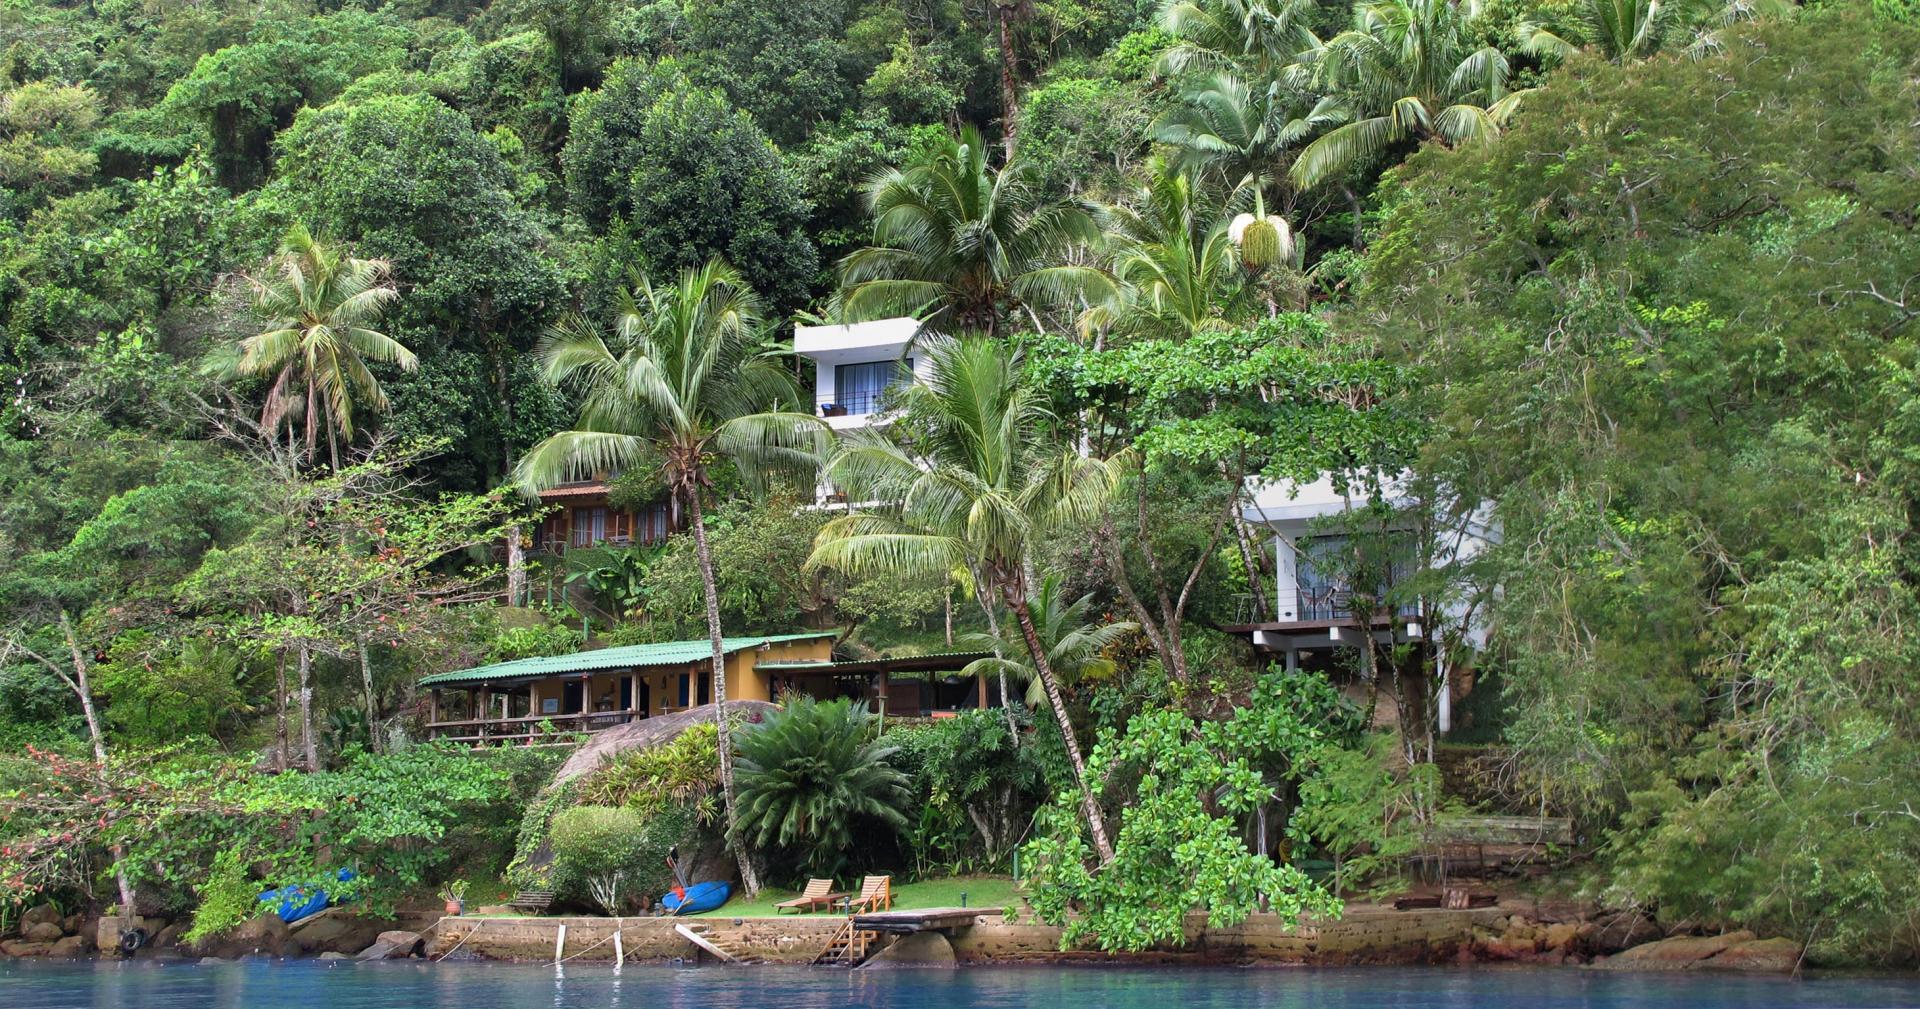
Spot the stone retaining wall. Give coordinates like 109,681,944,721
429,915,851,963
428,907,1508,966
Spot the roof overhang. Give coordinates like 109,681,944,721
757,651,991,677
420,632,837,689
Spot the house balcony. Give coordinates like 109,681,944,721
813,386,907,431
426,707,648,745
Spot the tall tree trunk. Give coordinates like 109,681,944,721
1232,510,1270,621
58,614,137,931
499,351,526,607
994,1,1022,159
274,651,289,773
1010,593,1115,864
358,635,378,753
506,525,526,605
688,485,762,896
298,645,318,770
974,582,1021,738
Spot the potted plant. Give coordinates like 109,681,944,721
440,879,469,917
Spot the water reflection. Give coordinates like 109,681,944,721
4,959,1916,1009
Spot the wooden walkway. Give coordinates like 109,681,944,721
851,907,981,935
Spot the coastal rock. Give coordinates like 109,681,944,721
318,951,351,960
1542,923,1580,951
1588,911,1661,953
1703,938,1800,972
1479,937,1531,961
62,913,84,936
290,909,386,956
198,956,230,965
1597,930,1755,970
94,916,167,954
48,935,92,958
20,903,61,930
152,922,187,950
23,921,64,943
1,941,53,957
231,913,292,955
193,913,291,959
356,930,425,960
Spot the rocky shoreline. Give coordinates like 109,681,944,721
0,901,1806,973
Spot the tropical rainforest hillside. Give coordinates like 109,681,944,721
2,0,1919,967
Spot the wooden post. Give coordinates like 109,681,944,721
428,689,439,731
554,923,566,963
612,925,624,970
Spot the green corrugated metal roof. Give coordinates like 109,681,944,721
756,650,991,673
419,632,835,688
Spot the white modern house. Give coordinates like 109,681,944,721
792,317,930,431
1232,471,1498,733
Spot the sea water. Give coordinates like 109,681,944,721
3,959,1917,1009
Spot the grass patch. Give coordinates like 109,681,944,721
685,874,1023,918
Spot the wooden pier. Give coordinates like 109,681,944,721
851,907,982,934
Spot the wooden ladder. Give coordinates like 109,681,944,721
811,918,880,966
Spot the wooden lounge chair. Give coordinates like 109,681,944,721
774,878,848,915
508,889,554,914
845,875,892,914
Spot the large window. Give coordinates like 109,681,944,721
570,507,608,548
1293,534,1420,621
831,358,913,416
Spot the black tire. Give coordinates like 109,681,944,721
117,928,147,955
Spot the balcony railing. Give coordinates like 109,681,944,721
816,386,905,418
426,708,645,745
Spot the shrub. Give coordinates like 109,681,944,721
183,847,257,944
887,709,1043,875
733,696,911,879
486,622,584,662
574,722,718,818
549,806,649,914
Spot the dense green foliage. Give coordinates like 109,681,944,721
0,0,1910,966
732,696,911,880
1353,10,1920,960
1024,669,1347,950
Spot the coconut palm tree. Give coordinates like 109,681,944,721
1082,162,1294,341
1151,71,1326,195
961,575,1138,708
1518,0,1787,63
1156,0,1323,79
515,259,824,896
807,336,1122,864
1287,0,1531,191
237,224,415,471
835,125,1113,336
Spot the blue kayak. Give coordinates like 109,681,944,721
662,880,732,915
259,868,356,925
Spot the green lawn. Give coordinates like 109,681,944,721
687,873,1023,918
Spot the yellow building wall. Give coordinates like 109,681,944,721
500,637,832,719
734,637,833,703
